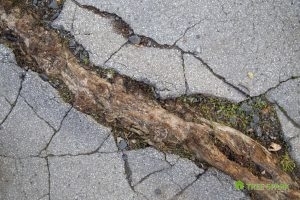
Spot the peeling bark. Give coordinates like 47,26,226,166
1,7,299,200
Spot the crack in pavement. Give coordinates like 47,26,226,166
46,151,117,158
121,153,133,188
0,71,26,126
69,0,300,101
120,152,141,197
1,2,298,199
132,166,172,187
173,20,206,47
162,152,180,166
38,106,73,156
170,171,206,200
103,41,128,65
180,52,189,95
253,75,300,99
3,96,12,106
275,102,300,129
45,133,113,157
45,157,51,200
188,54,250,98
120,152,158,200
67,0,250,100
0,150,118,160
20,95,56,132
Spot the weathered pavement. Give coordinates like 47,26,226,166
0,44,248,199
0,0,300,199
52,0,300,166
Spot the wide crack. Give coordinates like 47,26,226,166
69,0,250,99
0,2,300,198
70,0,300,102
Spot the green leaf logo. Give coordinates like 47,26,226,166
235,180,244,190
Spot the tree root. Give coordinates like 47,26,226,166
1,6,299,199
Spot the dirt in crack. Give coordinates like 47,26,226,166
1,1,300,199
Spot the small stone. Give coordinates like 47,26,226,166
69,39,76,48
74,46,83,55
50,81,60,88
51,12,60,20
128,35,141,45
117,137,127,150
269,136,277,140
128,30,134,35
33,0,38,5
79,52,85,60
255,126,262,137
49,0,58,9
39,73,49,82
252,114,260,124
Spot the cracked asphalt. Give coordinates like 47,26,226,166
53,0,300,164
0,44,248,199
1,0,300,199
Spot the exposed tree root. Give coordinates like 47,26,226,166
0,6,299,200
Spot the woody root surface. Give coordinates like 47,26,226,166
0,4,299,200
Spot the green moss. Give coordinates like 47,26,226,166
280,152,296,173
82,57,89,65
195,96,251,132
252,97,268,110
175,95,283,151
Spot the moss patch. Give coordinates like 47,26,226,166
281,152,296,173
